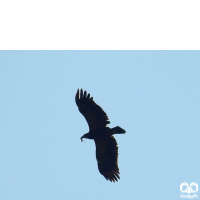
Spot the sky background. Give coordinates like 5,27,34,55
0,51,200,200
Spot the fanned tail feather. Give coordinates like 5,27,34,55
112,126,126,134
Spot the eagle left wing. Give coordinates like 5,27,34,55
75,89,110,130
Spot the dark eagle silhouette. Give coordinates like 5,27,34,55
75,89,126,182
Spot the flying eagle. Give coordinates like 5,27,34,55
75,89,126,182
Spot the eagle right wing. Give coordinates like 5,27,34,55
94,136,120,182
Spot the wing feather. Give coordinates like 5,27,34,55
94,136,120,182
75,89,110,130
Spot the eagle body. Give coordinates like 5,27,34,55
75,89,126,182
81,127,114,140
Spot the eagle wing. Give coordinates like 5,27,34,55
75,89,110,130
94,136,120,182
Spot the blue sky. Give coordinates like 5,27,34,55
0,51,199,200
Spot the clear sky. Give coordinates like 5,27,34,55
0,51,199,200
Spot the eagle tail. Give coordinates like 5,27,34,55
112,126,126,134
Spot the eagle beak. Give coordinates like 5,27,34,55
80,136,84,142
81,133,87,142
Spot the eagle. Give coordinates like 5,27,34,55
75,89,126,182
